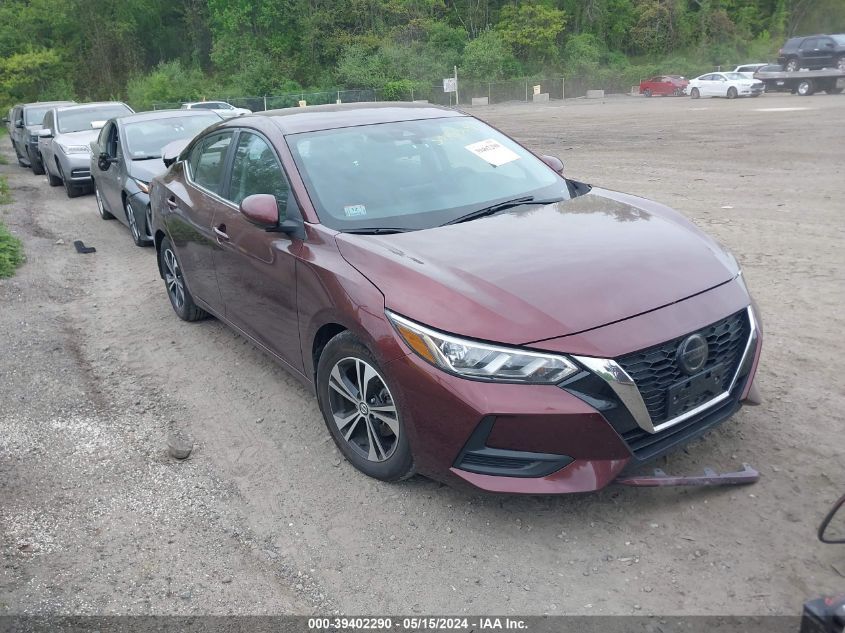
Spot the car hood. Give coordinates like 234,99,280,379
127,159,166,182
56,129,99,145
335,188,739,346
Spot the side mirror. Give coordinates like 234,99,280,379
15,120,24,129
98,152,113,171
240,194,297,234
162,139,189,168
1,117,8,124
541,155,564,176
819,494,845,544
37,128,53,138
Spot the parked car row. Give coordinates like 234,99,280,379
3,97,763,494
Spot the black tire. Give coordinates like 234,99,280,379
94,183,114,219
63,169,81,198
690,88,700,99
643,89,652,98
46,164,62,186
159,236,207,322
797,79,814,96
726,87,738,99
29,150,45,175
673,87,683,97
316,331,414,482
785,58,799,72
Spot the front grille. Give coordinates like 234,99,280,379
616,310,750,425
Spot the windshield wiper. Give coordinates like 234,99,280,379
442,196,565,226
341,227,410,235
132,155,161,161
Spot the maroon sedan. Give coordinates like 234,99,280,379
640,75,689,97
149,103,762,494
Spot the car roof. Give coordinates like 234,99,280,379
115,109,222,125
22,100,76,109
56,102,129,113
252,102,463,135
184,101,227,106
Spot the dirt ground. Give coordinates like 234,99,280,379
1,93,843,617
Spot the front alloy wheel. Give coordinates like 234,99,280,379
328,357,400,463
124,198,150,247
317,332,413,481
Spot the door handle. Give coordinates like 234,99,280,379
213,224,229,240
166,196,178,209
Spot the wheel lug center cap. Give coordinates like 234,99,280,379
358,402,369,416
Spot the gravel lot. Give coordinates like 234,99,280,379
1,93,843,617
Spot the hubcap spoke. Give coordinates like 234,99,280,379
343,415,363,441
365,418,387,461
330,365,358,403
370,410,399,436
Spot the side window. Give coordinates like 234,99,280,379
188,131,233,194
800,38,817,51
43,111,53,130
107,124,119,157
13,107,22,126
227,131,289,211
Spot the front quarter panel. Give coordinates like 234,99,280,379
296,223,407,388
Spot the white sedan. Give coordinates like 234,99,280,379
180,101,251,118
688,72,764,99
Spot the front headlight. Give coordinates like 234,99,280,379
386,311,579,383
133,179,150,194
59,144,89,154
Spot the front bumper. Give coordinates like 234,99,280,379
385,279,762,494
60,152,93,184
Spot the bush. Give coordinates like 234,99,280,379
461,30,521,80
382,79,417,101
0,174,10,203
0,216,24,278
126,60,220,110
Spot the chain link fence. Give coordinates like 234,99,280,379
151,74,645,112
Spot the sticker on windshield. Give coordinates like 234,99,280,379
464,139,520,167
344,204,367,217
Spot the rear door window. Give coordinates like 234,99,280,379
188,131,234,195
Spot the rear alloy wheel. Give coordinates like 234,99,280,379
124,197,150,247
673,87,683,97
837,56,845,72
643,89,652,98
159,236,207,322
797,80,814,96
785,59,799,72
690,88,700,99
94,184,114,219
317,332,413,481
727,87,738,99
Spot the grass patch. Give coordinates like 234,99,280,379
0,174,10,204
0,153,7,165
0,218,24,278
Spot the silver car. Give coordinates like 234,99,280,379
38,102,133,198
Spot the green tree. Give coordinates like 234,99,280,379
497,2,567,64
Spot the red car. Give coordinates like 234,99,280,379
640,75,689,97
149,103,762,494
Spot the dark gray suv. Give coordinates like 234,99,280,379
5,101,76,174
777,34,845,71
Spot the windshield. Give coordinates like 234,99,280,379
124,115,220,159
832,34,845,45
25,105,54,126
58,105,131,133
287,116,569,231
